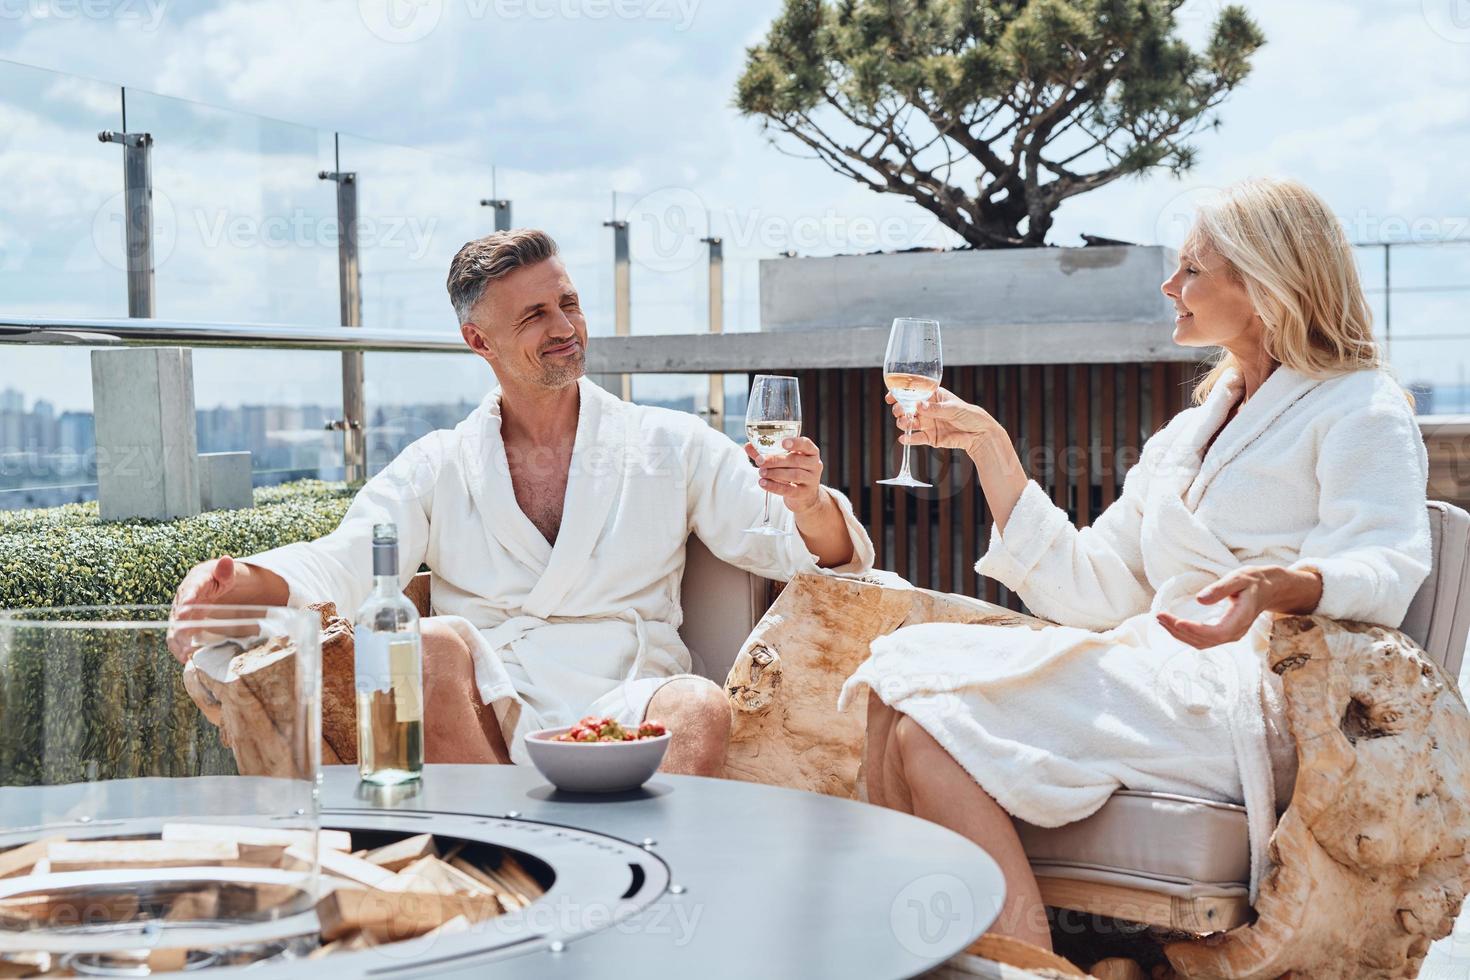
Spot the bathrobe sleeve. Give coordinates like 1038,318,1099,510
976,430,1167,630
684,422,874,580
1288,397,1431,625
243,431,446,615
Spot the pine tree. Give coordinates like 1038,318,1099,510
735,0,1266,248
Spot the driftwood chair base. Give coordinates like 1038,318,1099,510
723,572,1470,980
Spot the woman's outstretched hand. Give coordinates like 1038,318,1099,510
887,387,1000,455
1157,565,1325,649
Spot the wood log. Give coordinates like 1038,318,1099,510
722,571,1039,799
181,602,356,776
315,888,499,944
362,833,436,871
161,823,352,853
47,840,240,871
1164,617,1470,979
0,838,62,880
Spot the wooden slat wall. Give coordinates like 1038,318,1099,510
786,361,1202,602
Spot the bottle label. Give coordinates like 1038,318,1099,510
354,629,424,724
353,627,391,693
388,637,424,723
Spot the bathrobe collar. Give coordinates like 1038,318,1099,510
1179,364,1323,510
462,377,630,616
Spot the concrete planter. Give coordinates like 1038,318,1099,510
759,245,1178,333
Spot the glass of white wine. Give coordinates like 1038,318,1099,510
744,374,802,536
877,317,942,488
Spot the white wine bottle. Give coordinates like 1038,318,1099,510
353,523,424,785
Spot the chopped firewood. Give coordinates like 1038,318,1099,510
386,856,500,911
161,823,351,853
47,840,239,872
0,838,63,880
165,887,221,922
145,947,189,973
0,890,140,926
454,862,528,910
315,888,499,944
362,834,437,872
285,845,396,889
447,857,519,905
495,856,544,901
0,952,50,978
0,952,49,979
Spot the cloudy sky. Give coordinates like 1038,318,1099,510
1,0,1468,413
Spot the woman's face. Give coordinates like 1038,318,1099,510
1160,239,1261,352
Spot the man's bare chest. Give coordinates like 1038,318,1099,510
505,445,573,545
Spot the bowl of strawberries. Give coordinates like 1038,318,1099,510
524,716,672,793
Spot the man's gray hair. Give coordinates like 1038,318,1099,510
447,229,560,325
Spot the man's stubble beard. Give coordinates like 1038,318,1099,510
537,349,586,389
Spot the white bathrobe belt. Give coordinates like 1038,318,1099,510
479,609,653,686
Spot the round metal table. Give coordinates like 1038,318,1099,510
302,765,1000,979
4,765,1005,979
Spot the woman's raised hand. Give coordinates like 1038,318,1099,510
887,387,1001,455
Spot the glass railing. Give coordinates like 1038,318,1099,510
1,56,1465,510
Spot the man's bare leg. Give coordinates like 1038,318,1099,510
644,677,731,777
421,619,512,764
866,692,1052,951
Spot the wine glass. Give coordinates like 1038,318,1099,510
877,317,942,488
744,374,802,536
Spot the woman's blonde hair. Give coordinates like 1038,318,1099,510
1185,177,1381,404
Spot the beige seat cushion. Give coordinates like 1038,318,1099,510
1400,500,1470,675
1017,790,1250,892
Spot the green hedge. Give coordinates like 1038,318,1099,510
0,480,354,785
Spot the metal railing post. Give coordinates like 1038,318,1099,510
701,236,724,430
480,198,513,232
604,218,631,401
97,130,155,318
1383,242,1392,353
319,167,366,485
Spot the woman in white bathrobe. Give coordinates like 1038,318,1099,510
839,177,1432,951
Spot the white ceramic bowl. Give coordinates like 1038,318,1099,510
524,726,672,793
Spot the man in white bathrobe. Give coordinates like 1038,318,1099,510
171,229,874,774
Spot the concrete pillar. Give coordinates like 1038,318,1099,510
198,451,254,511
91,347,200,521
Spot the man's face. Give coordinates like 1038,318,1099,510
462,257,588,389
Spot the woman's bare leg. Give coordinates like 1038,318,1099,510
866,692,1052,951
865,690,902,807
421,619,512,764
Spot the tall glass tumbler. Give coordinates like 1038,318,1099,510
0,604,322,974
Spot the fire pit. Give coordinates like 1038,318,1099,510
4,766,1005,978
